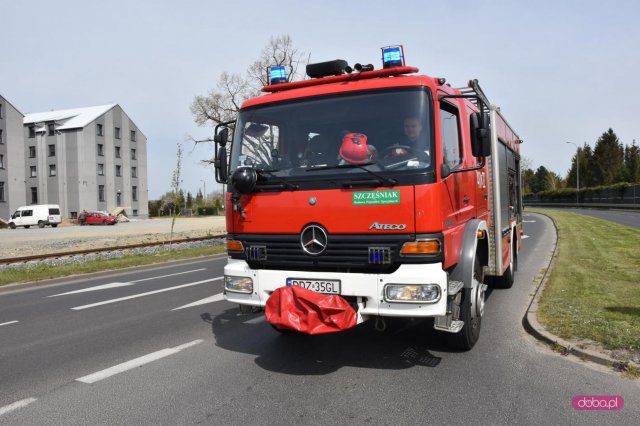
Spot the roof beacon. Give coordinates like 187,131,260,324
268,66,287,85
381,45,405,69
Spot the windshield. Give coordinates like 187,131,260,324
230,88,433,186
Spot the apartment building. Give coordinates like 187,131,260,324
22,104,148,219
0,95,26,223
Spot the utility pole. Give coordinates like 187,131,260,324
566,141,579,205
201,179,206,203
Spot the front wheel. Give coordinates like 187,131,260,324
447,256,485,350
102,220,108,225
38,221,45,228
9,222,16,229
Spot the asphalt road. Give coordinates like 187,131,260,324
534,207,640,228
1,213,638,425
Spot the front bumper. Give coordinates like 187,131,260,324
223,258,447,323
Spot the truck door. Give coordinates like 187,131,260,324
439,100,473,263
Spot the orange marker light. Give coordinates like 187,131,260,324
226,239,244,252
400,240,441,256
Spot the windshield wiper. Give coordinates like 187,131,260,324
255,168,299,190
306,162,397,187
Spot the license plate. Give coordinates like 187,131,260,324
286,278,341,294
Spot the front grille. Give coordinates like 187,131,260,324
229,233,440,273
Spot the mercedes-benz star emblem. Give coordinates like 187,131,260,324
300,224,328,256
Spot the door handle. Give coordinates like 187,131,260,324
463,196,470,204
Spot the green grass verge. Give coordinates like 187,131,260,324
529,208,640,354
0,245,227,287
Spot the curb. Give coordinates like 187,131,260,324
521,212,639,372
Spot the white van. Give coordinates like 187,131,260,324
8,205,62,229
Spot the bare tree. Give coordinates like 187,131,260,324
190,35,307,166
169,141,183,243
191,35,306,128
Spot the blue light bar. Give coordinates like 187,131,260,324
268,66,287,85
381,45,405,69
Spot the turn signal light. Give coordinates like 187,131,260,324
226,239,244,252
400,240,441,256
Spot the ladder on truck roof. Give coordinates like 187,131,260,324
455,79,491,113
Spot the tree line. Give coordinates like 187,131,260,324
523,129,640,195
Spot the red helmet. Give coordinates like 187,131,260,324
339,133,373,164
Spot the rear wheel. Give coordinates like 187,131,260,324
494,239,515,289
9,222,16,229
447,255,485,350
38,221,45,228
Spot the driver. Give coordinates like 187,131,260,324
383,116,430,167
403,116,423,145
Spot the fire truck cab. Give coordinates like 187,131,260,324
215,46,522,350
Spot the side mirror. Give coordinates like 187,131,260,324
215,145,228,183
214,127,229,146
470,112,491,157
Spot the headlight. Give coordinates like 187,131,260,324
383,284,441,303
224,276,253,294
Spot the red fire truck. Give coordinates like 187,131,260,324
214,46,522,349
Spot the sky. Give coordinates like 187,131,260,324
2,0,639,198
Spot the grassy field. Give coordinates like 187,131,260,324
530,209,640,357
0,245,227,287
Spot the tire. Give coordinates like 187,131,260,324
51,224,58,228
102,220,108,225
38,221,45,228
447,255,484,350
24,225,30,229
9,222,16,229
494,240,515,289
238,304,254,314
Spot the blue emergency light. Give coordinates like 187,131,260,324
268,66,287,85
381,45,405,69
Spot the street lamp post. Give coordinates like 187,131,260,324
566,141,579,205
200,179,206,203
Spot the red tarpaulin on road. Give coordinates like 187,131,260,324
265,286,358,335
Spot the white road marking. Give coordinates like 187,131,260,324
131,268,207,283
48,282,134,297
71,277,223,310
0,320,19,327
171,293,225,311
48,268,207,298
0,397,37,416
523,220,536,223
76,339,203,384
244,316,266,325
522,235,530,239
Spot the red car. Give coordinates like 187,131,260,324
79,212,118,226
